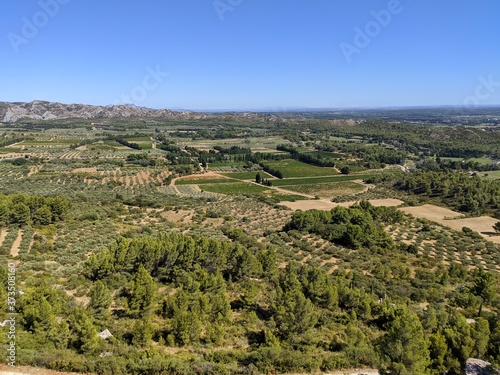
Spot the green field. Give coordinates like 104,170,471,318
124,137,153,150
87,143,117,151
440,156,496,165
124,137,151,142
271,174,371,186
208,161,248,167
466,157,494,165
302,150,345,159
103,140,123,147
220,171,273,180
479,170,500,180
282,181,365,196
200,182,270,194
176,178,235,185
20,139,83,146
0,147,22,153
264,160,339,178
184,136,289,152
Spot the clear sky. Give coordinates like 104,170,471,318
1,0,499,110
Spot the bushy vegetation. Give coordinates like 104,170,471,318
285,201,403,250
3,230,499,374
277,144,336,167
1,112,500,374
383,170,500,215
0,193,71,226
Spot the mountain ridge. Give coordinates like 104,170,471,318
0,100,206,123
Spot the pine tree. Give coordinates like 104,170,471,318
172,311,202,346
89,281,112,318
48,196,71,221
9,202,30,226
70,309,100,354
443,311,474,371
128,265,156,316
0,201,9,225
33,205,53,225
428,332,447,375
273,289,318,339
471,318,490,358
343,323,376,367
378,309,430,375
132,317,153,347
489,322,500,364
471,268,495,316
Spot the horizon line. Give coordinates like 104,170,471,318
2,100,500,113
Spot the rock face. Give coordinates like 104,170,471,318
465,358,497,375
0,100,203,122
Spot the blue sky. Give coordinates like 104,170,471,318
1,0,499,110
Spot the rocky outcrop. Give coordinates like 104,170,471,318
0,100,200,122
465,358,498,375
0,100,291,124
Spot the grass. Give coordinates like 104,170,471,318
478,170,500,180
263,160,339,178
302,150,345,159
282,181,366,196
87,143,117,151
466,157,494,165
184,136,290,153
103,140,124,147
271,174,372,186
139,143,153,150
208,161,248,167
124,137,151,142
176,179,235,185
21,139,83,146
220,171,273,180
124,137,153,150
0,147,23,153
200,182,270,195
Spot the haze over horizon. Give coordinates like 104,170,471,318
1,0,499,110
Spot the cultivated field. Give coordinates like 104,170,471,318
263,159,339,177
1,118,499,375
401,204,500,244
280,198,405,211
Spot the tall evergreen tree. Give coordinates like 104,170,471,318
273,288,318,339
128,265,156,316
378,309,430,375
89,281,112,318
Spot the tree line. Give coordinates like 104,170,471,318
276,144,336,167
389,170,500,215
106,136,141,150
0,193,71,226
285,201,404,251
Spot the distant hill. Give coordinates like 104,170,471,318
1,100,499,126
0,100,205,123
